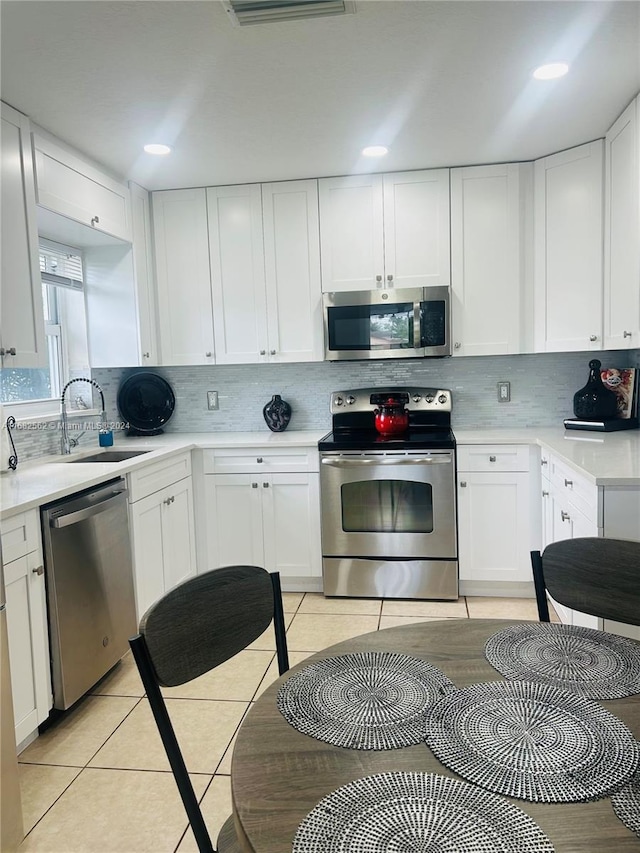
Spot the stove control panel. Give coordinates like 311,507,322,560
330,387,451,414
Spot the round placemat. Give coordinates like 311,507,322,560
423,680,640,803
292,771,556,852
484,622,640,700
277,651,455,750
611,760,640,838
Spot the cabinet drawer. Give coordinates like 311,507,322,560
457,445,530,472
202,447,319,474
1,510,40,563
128,452,192,502
550,457,599,523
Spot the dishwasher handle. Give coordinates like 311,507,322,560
49,488,128,528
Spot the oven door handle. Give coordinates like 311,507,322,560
321,456,451,466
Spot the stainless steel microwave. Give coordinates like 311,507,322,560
323,286,451,361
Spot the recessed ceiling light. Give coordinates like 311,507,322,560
362,145,389,157
532,63,569,81
143,143,172,155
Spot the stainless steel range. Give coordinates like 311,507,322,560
319,387,457,600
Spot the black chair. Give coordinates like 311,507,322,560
129,565,290,853
531,537,640,624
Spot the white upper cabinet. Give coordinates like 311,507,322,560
129,182,159,365
262,179,323,363
318,169,450,292
451,163,533,356
207,180,322,364
207,183,267,364
0,103,46,368
604,96,640,350
534,141,604,352
152,188,215,365
32,134,131,243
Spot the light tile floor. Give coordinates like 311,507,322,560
17,593,553,852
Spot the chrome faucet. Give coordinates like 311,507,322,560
60,378,107,455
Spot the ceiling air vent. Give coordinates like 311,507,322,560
221,0,355,26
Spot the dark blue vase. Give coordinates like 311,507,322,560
263,394,292,432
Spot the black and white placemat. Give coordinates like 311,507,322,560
484,622,640,700
423,680,640,803
292,771,556,852
277,651,455,750
612,758,640,838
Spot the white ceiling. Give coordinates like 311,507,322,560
1,1,639,191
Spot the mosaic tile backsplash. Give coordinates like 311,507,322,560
5,350,638,464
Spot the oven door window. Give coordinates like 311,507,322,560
327,302,415,351
341,479,434,533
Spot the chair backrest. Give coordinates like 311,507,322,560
532,537,640,625
139,564,288,686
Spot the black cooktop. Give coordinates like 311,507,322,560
318,427,456,452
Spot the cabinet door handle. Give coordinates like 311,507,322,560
270,349,276,355
257,457,263,463
542,490,549,497
142,351,150,358
91,215,100,226
623,330,632,338
561,510,571,522
260,350,266,355
454,342,461,349
489,455,496,462
541,458,548,466
252,482,258,488
589,335,598,342
375,275,383,286
0,347,16,356
263,482,269,488
564,479,573,487
205,351,212,358
32,565,44,576
459,481,467,488
386,274,394,286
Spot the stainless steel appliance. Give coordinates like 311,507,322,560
319,387,457,599
0,540,24,852
323,286,451,361
41,479,137,710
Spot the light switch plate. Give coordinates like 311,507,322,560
497,381,511,402
207,391,219,410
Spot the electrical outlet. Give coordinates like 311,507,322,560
497,381,511,402
207,391,219,411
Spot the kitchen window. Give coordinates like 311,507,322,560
0,239,91,413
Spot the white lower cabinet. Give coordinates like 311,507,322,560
1,511,52,748
201,448,322,590
538,448,601,629
457,445,534,594
128,454,196,619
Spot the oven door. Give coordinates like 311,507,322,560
320,450,456,559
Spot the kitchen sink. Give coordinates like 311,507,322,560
67,449,153,463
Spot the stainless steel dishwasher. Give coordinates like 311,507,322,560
41,478,137,711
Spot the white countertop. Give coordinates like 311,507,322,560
453,426,640,486
1,426,638,519
0,430,327,519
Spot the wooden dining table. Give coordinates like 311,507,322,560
230,618,640,852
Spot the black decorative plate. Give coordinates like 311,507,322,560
292,772,556,852
611,758,640,837
117,372,175,436
277,651,455,750
424,680,640,803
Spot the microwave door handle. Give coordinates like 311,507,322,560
414,302,423,351
321,456,451,466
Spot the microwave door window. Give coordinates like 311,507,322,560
328,303,414,351
341,480,434,534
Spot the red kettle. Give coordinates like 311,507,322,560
374,397,409,436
